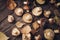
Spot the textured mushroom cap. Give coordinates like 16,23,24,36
21,25,32,34
32,7,42,16
14,8,23,16
22,13,32,23
44,29,54,40
12,28,20,36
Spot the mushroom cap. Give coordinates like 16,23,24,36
21,25,32,34
8,1,17,10
12,28,20,36
14,8,23,16
32,7,42,16
8,15,14,23
44,10,51,18
16,21,25,28
32,21,39,30
36,0,45,4
44,29,54,40
22,13,32,23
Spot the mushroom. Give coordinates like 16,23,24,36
12,28,20,36
21,25,32,34
48,18,55,24
44,10,51,18
36,0,45,5
15,21,25,28
23,5,29,10
32,21,40,30
22,13,32,23
22,33,31,40
54,29,60,33
55,2,60,7
32,7,42,16
44,29,54,40
23,1,29,5
35,35,41,40
14,8,23,16
7,15,14,23
7,0,17,10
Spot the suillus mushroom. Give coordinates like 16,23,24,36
15,21,25,28
32,21,40,30
22,33,31,40
35,35,41,40
7,0,17,10
36,0,45,5
22,13,32,23
44,29,54,40
12,28,20,36
14,8,23,16
21,25,32,34
44,10,51,18
7,15,14,23
23,5,29,10
32,7,42,16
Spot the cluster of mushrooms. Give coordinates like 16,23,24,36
7,0,60,40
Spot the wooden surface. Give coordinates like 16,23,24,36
0,0,60,40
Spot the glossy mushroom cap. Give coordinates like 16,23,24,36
7,0,17,10
36,0,45,4
44,10,51,18
12,28,20,36
44,29,54,40
8,15,14,23
14,8,23,16
22,13,32,23
32,7,42,16
21,25,32,34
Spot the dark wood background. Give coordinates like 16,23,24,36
0,0,60,40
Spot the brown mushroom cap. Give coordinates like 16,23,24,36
15,21,25,28
32,21,40,30
32,7,42,16
22,13,32,23
44,10,51,18
21,25,32,34
23,5,29,10
8,15,14,23
14,8,23,16
36,0,45,4
7,1,17,10
12,28,20,36
44,29,54,40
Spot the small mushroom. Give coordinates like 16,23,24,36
12,28,20,36
44,29,54,40
48,18,55,24
7,0,17,10
55,2,60,7
36,0,45,5
22,13,32,23
15,21,25,28
23,5,29,10
32,21,39,30
22,33,31,40
7,15,14,23
35,35,41,40
32,7,42,16
54,29,60,33
23,1,29,5
44,10,51,18
14,8,23,16
21,25,32,34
